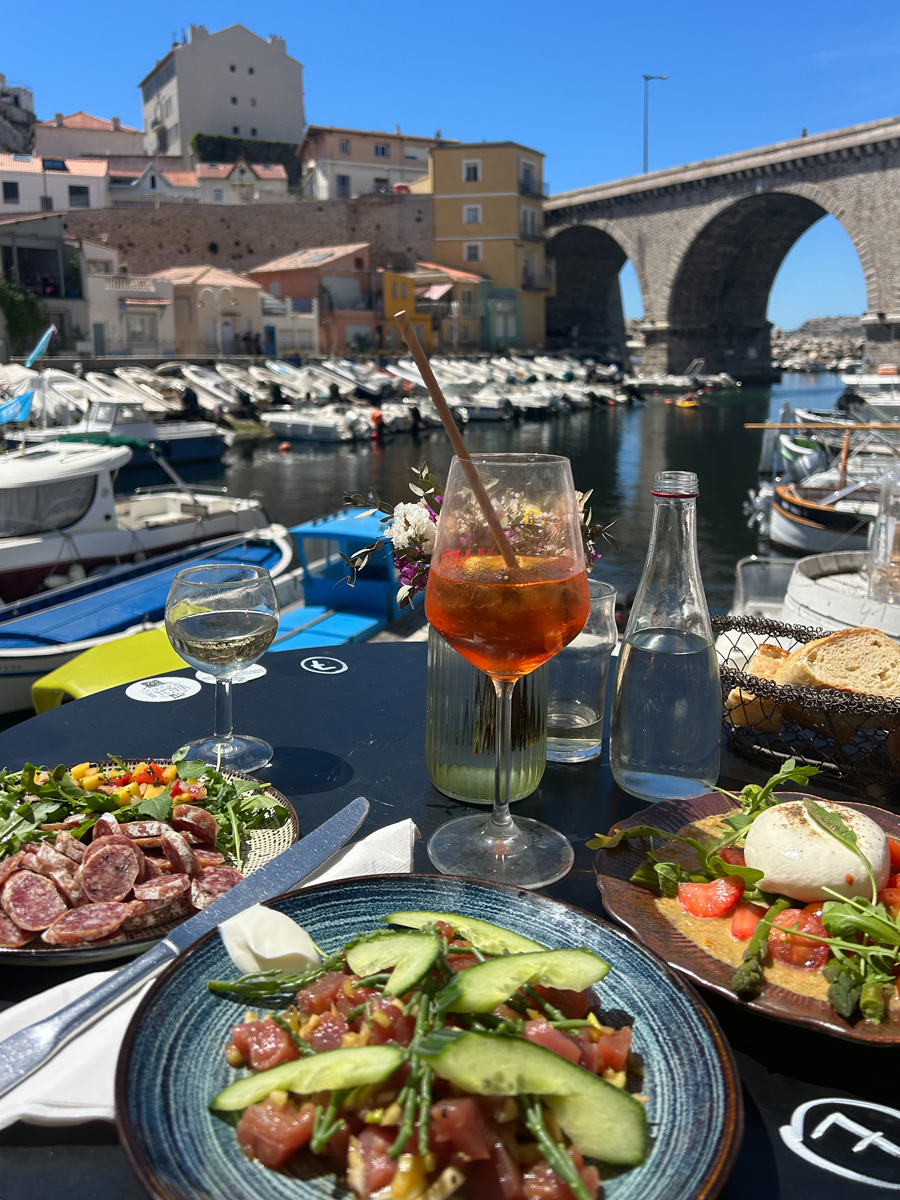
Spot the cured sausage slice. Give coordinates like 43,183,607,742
123,896,192,932
84,836,146,882
1,872,68,931
143,855,173,877
194,849,225,868
131,837,163,850
119,821,169,840
0,851,30,889
34,842,75,875
0,911,37,948
133,874,190,903
190,865,243,910
82,841,141,904
48,868,84,907
55,830,87,863
92,813,119,841
161,829,199,877
42,903,131,946
172,804,219,847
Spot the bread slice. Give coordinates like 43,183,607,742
725,687,782,733
745,643,788,682
774,626,900,698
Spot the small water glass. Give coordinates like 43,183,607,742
547,580,617,762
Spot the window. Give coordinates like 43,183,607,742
87,259,112,275
461,324,471,342
248,66,255,74
494,315,505,338
463,204,481,224
462,288,476,318
42,159,66,172
156,126,168,153
447,322,457,345
231,96,238,104
374,144,388,158
520,160,536,192
336,174,351,199
401,281,407,299
150,175,157,190
462,159,480,182
0,476,96,537
126,313,157,346
354,257,364,269
40,195,53,211
68,185,90,208
339,139,350,155
213,188,224,202
250,128,258,137
230,64,236,72
391,281,398,299
521,206,539,236
250,98,257,107
2,181,19,204
463,242,482,262
232,126,240,135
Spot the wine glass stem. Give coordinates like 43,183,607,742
487,677,516,838
214,678,234,744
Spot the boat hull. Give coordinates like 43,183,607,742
769,491,872,555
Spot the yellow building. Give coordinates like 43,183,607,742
426,141,553,350
380,269,432,352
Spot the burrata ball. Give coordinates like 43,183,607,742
743,799,889,902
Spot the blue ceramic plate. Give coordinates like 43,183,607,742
116,875,742,1200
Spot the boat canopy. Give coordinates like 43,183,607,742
0,442,132,487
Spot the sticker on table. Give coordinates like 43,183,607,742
300,656,348,676
780,1097,900,1190
126,677,202,703
195,665,267,685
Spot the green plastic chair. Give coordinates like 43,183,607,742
31,627,188,714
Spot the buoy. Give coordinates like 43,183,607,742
278,441,291,454
664,397,674,404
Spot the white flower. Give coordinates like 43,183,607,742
387,501,437,556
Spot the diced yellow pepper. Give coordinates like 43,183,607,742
132,762,149,778
81,773,101,792
162,764,178,784
115,787,135,807
127,781,142,798
143,784,165,799
70,762,91,781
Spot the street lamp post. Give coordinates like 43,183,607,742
198,285,236,355
642,74,668,174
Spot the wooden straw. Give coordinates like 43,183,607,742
395,310,518,570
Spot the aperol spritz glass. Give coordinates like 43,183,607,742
425,453,590,887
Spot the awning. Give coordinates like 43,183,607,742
121,297,173,306
417,282,453,300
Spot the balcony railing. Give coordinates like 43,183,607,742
415,299,459,318
104,275,159,293
520,224,544,241
291,298,315,313
519,179,549,198
521,260,556,291
320,294,374,311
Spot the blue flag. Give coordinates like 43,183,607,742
24,324,57,369
0,390,34,424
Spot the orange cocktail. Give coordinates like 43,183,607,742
426,551,589,680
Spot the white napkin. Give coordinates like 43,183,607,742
0,819,420,1129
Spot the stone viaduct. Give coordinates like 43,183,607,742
544,116,900,382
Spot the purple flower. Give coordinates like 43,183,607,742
424,503,439,523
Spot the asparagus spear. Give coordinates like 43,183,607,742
730,897,791,995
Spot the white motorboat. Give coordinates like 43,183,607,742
0,441,269,602
85,371,171,417
180,366,245,414
0,364,37,400
113,366,185,415
23,369,108,427
264,360,355,401
458,384,513,421
11,396,227,467
261,405,373,442
215,363,271,404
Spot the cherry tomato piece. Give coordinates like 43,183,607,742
718,847,746,867
878,888,900,920
889,840,900,870
730,900,767,940
768,909,830,970
677,876,745,918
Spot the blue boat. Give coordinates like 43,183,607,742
0,529,293,715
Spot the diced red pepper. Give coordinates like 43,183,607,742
135,763,166,785
106,772,131,786
169,779,184,798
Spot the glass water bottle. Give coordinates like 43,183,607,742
610,471,721,801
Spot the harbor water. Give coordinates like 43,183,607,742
166,372,845,611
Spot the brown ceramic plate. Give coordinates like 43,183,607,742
595,791,900,1044
0,759,298,966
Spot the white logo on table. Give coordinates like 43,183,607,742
300,656,348,675
195,665,267,685
125,677,202,703
780,1098,900,1190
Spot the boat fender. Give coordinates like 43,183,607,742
278,442,292,454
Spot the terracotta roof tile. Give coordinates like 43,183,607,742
416,260,488,282
196,161,288,180
249,243,370,273
149,265,262,290
158,170,199,188
35,111,141,133
0,153,108,176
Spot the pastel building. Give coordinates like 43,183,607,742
138,24,306,158
32,112,145,159
106,157,288,205
82,241,176,357
413,261,489,351
149,264,263,356
299,126,446,199
0,153,107,213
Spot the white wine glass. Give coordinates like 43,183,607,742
165,564,279,772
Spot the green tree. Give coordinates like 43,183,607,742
0,279,44,351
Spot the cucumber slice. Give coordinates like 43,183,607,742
345,931,440,996
420,1031,647,1166
210,1044,403,1112
386,910,545,954
436,948,610,1013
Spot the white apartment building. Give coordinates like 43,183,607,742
299,125,445,199
0,153,106,213
33,112,145,158
82,241,176,357
138,24,305,158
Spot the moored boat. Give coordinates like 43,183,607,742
769,480,879,554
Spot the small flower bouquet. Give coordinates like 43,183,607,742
343,464,615,610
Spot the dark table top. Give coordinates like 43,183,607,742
0,642,898,1200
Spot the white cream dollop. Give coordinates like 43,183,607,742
743,799,890,902
219,905,322,975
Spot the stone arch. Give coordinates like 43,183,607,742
660,187,874,376
545,222,643,356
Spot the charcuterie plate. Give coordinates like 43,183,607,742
117,874,742,1200
0,759,297,966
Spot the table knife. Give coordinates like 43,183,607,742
0,795,369,1100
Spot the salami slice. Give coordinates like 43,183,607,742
131,837,163,850
81,841,141,903
47,868,84,907
122,896,192,932
172,804,218,847
143,855,173,877
55,830,87,863
194,848,225,868
1,872,68,931
133,874,190,903
0,851,29,889
161,829,199,877
119,821,169,840
35,842,75,875
0,911,37,948
190,865,243,910
92,813,119,841
42,902,131,946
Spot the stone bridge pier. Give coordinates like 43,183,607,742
544,117,900,382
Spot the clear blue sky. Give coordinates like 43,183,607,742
6,0,898,328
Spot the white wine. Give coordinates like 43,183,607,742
168,610,278,676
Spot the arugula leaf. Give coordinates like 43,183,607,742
136,793,173,821
175,759,206,781
804,800,878,902
821,896,900,947
587,825,684,851
171,745,189,763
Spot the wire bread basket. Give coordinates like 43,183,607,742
713,614,900,799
